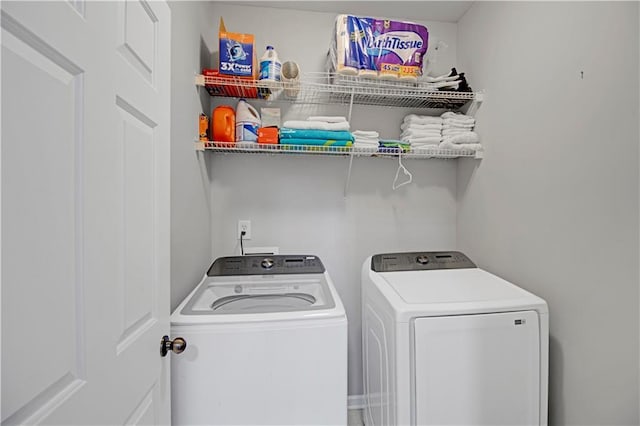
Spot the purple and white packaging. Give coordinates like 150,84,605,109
331,14,429,81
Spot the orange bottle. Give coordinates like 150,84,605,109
211,105,235,145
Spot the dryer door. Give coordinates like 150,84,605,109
413,311,540,425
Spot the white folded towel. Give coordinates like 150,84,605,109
400,122,442,132
441,112,474,121
442,132,480,144
439,141,482,151
412,143,441,150
307,116,347,123
353,129,379,146
401,129,442,138
353,130,380,138
401,136,442,144
443,120,475,129
283,120,350,131
403,115,443,125
354,137,379,142
443,121,474,128
430,80,460,89
422,73,460,83
442,129,471,136
401,134,441,141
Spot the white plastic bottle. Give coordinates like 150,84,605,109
235,99,261,142
259,45,282,82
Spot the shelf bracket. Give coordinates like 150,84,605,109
465,92,484,117
347,87,355,123
344,152,355,197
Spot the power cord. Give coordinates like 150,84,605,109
240,230,246,256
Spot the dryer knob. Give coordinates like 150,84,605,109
261,258,274,269
416,255,430,265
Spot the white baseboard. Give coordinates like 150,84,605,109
348,394,365,410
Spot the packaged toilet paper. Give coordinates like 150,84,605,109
329,15,429,81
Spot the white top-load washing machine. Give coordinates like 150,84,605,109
171,255,347,426
362,251,549,426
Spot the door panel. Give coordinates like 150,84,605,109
413,311,540,426
1,8,87,424
116,99,157,355
1,1,171,424
120,0,157,83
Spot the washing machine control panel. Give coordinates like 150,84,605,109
371,251,476,272
208,255,325,276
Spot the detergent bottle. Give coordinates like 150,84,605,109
212,105,235,144
235,99,261,142
259,45,281,82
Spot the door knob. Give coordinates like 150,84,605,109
160,335,187,357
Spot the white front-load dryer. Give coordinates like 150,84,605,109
362,251,549,426
171,255,347,425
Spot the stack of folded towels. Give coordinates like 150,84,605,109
421,68,472,92
353,130,411,153
280,116,353,147
400,114,443,148
379,140,411,153
439,111,482,151
352,130,379,150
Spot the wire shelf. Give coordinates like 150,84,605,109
195,141,481,159
195,72,477,109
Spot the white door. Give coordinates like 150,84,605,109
413,311,541,426
1,1,172,424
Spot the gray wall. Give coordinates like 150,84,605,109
456,2,639,424
169,1,216,310
206,3,460,397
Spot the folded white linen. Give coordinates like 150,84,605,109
283,120,350,131
442,129,471,136
412,143,441,150
443,118,474,126
401,134,440,142
430,80,460,89
400,122,442,131
442,124,475,131
307,116,347,123
422,73,460,83
441,111,474,121
439,141,482,151
403,115,443,125
442,132,480,144
353,130,380,138
401,136,442,144
401,129,442,138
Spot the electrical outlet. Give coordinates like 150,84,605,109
237,220,251,240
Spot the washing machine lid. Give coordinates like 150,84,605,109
181,256,335,316
372,251,544,307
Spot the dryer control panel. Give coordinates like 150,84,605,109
208,255,325,276
371,251,476,272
